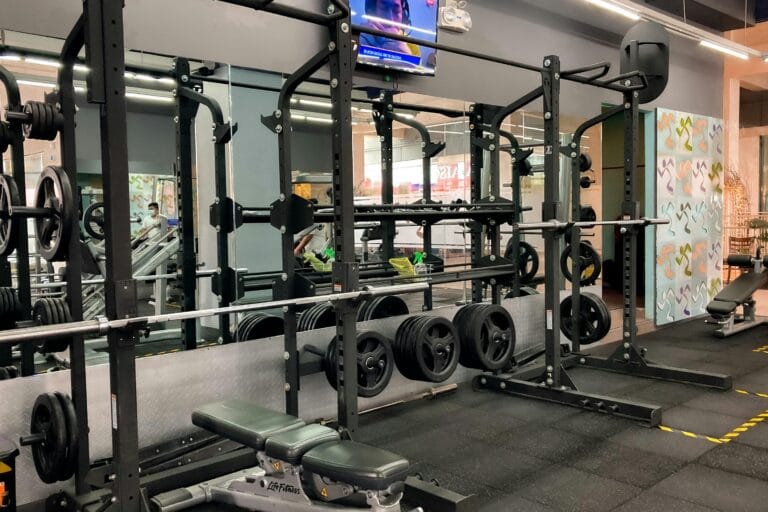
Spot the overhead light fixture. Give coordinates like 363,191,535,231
584,0,640,21
582,0,759,59
361,14,437,36
298,99,332,108
16,79,56,88
74,64,90,73
700,40,748,60
24,57,61,68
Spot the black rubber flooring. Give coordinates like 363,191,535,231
352,319,768,511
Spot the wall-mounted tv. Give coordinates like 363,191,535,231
352,0,439,76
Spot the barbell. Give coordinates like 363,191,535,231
513,217,669,232
0,282,429,346
0,166,74,261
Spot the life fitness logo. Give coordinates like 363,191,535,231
267,481,301,495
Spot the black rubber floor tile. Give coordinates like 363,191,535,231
638,345,711,365
405,462,501,505
550,410,637,439
660,406,745,438
439,405,526,442
700,348,768,374
568,367,652,395
610,425,717,461
391,396,466,424
471,393,586,424
735,367,768,391
652,464,768,512
566,440,686,488
490,424,595,463
355,411,421,444
698,442,768,482
373,423,477,465
516,465,641,512
682,390,767,419
478,494,559,512
617,381,712,408
613,491,720,512
441,440,553,492
445,382,499,408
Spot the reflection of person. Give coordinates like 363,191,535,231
137,201,168,239
360,0,420,57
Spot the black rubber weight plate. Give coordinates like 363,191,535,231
54,391,78,481
413,316,460,382
30,392,68,484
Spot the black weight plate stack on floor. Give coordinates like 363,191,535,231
394,315,460,382
453,304,515,370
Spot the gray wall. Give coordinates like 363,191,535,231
74,104,175,174
0,0,723,119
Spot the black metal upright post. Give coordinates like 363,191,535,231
468,105,485,304
329,16,359,432
540,56,567,388
57,17,90,493
374,91,395,261
0,66,33,375
174,58,200,351
85,0,141,507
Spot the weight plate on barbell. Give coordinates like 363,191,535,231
83,201,106,240
29,392,68,484
560,242,602,286
34,166,74,261
504,239,539,283
0,173,20,257
54,391,78,481
559,292,611,345
22,101,60,141
324,331,394,398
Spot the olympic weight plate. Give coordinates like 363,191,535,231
559,292,611,345
0,174,20,257
560,242,602,286
358,295,409,322
29,392,68,484
504,239,539,283
22,101,61,141
82,201,106,240
324,331,394,398
298,302,335,331
33,298,73,352
54,391,78,481
243,313,284,340
394,315,460,383
453,304,515,370
34,166,74,261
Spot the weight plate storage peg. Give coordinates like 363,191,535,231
560,241,602,286
324,331,394,398
32,297,73,353
21,392,78,484
20,101,63,141
393,315,460,383
34,166,74,261
0,173,21,257
453,304,515,370
559,292,612,345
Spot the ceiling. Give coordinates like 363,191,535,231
644,0,756,32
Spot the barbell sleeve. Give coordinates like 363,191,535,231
513,217,669,231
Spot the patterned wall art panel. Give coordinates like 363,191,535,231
655,108,723,325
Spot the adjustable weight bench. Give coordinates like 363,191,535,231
150,400,413,512
707,254,768,338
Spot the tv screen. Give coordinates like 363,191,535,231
352,0,439,76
